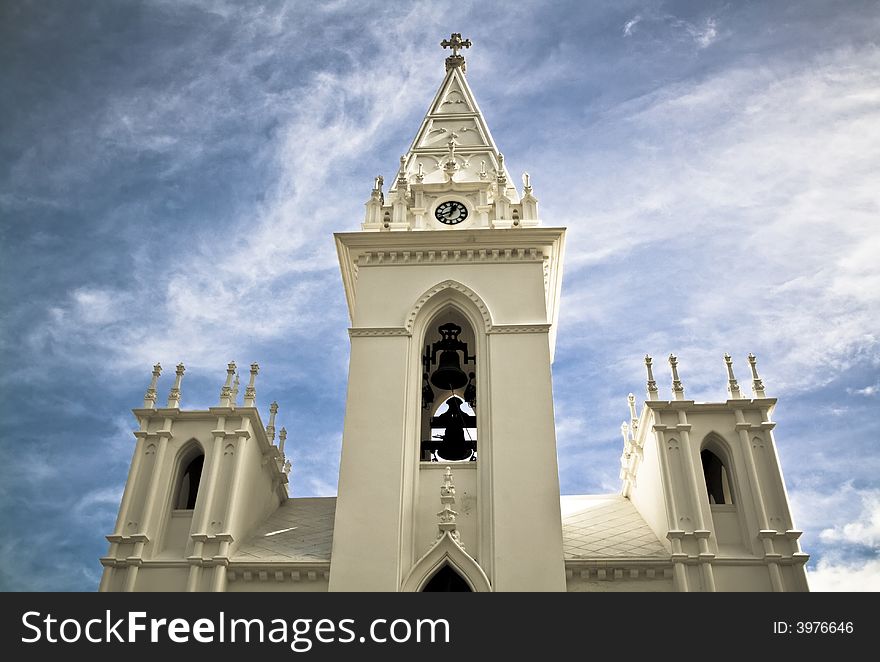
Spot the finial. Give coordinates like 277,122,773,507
496,153,507,186
373,174,383,193
231,373,240,404
669,354,685,399
396,155,408,189
627,393,638,436
441,33,472,73
620,422,629,447
143,362,162,409
443,138,459,178
479,160,487,180
436,466,462,546
415,162,424,183
266,400,278,442
244,362,259,407
278,426,287,455
747,353,766,397
522,172,531,191
166,362,185,408
218,361,237,407
645,355,659,400
723,354,742,399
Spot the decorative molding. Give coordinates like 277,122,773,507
348,327,411,337
405,279,493,333
487,323,551,334
357,246,543,267
400,531,492,592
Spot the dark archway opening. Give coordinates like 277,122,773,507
422,564,472,592
175,454,204,510
701,449,733,505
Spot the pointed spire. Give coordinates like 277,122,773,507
724,354,742,399
143,363,162,409
668,354,685,400
278,426,287,456
244,362,259,407
266,401,278,442
747,353,766,397
645,355,659,400
627,393,638,436
166,363,185,408
441,32,471,73
218,361,237,407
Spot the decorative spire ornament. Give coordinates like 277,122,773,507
669,354,685,400
219,361,237,407
724,354,742,399
266,401,278,443
627,393,638,436
437,466,462,547
748,353,766,397
143,363,162,409
645,355,659,400
244,362,259,407
441,32,471,73
166,363,185,408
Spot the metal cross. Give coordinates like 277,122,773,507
441,33,472,57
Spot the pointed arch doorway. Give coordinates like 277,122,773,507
422,564,472,592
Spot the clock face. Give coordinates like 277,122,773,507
434,200,468,225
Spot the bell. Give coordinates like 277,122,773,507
430,349,468,391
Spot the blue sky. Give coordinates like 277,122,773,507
1,0,878,591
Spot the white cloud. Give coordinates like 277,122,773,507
820,491,880,548
692,18,718,48
554,45,880,398
808,558,880,591
623,15,641,37
848,383,879,396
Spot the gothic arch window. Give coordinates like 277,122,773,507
420,307,478,463
422,564,472,592
701,448,733,505
174,449,204,510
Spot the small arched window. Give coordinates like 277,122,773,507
701,449,733,505
175,453,204,510
422,564,472,592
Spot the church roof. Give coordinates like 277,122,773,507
233,494,667,566
561,495,669,560
233,497,336,563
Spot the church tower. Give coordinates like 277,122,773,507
329,35,567,591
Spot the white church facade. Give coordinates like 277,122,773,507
100,35,809,592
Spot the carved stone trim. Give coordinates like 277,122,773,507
357,247,543,267
349,327,411,337
405,279,493,333
487,323,551,334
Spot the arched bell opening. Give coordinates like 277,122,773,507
420,307,478,463
700,434,747,553
701,448,734,505
422,563,473,592
175,453,204,510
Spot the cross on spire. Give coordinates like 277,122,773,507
441,33,472,56
441,33,472,73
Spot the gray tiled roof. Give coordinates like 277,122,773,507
561,495,668,559
234,497,336,563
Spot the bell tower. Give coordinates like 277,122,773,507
329,35,567,591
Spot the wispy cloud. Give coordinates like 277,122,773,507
623,15,641,37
